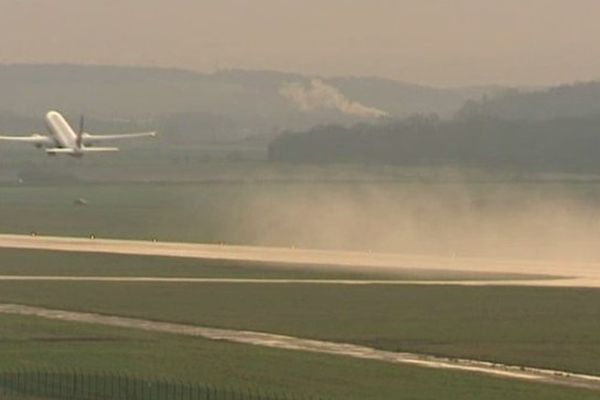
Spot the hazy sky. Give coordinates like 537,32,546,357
1,0,599,86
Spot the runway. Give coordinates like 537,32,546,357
1,234,600,287
1,303,599,390
0,275,598,287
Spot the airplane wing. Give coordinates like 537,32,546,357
0,134,53,145
46,147,119,155
82,131,156,144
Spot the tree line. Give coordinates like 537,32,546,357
268,114,600,172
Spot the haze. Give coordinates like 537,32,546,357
1,0,599,86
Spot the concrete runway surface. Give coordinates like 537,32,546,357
0,275,598,287
1,234,600,287
1,303,599,390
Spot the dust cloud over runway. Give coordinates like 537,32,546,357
1,234,600,287
1,303,599,390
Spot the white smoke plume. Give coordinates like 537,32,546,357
279,79,389,119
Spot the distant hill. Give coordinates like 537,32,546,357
0,64,497,142
457,82,600,120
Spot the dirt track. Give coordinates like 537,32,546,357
1,303,599,390
1,234,600,287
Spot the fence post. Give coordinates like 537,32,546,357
83,370,88,399
18,368,23,395
25,370,29,397
2,371,6,396
5,370,10,395
1,370,6,396
71,369,76,398
43,369,48,398
27,368,32,397
55,369,59,398
16,369,21,395
102,371,106,399
133,374,137,400
41,369,45,398
87,370,91,399
43,369,47,398
118,372,123,400
139,375,143,400
117,372,121,400
9,370,12,396
17,369,23,397
79,368,84,399
73,369,78,399
10,369,14,395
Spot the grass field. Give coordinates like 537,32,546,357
1,314,599,400
1,279,599,376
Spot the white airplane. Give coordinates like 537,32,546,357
0,110,156,157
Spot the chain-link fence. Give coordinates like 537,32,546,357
0,370,322,400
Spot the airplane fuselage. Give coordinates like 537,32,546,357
44,111,78,151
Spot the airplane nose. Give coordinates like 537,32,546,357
46,110,59,119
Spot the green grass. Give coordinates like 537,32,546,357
0,248,547,281
0,314,598,400
0,282,599,376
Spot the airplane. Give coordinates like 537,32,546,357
0,110,156,157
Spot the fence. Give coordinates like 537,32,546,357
0,370,322,400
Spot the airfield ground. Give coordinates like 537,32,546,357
0,245,600,399
2,313,599,400
0,266,599,375
1,181,600,398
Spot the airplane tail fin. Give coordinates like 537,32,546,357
76,115,84,149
